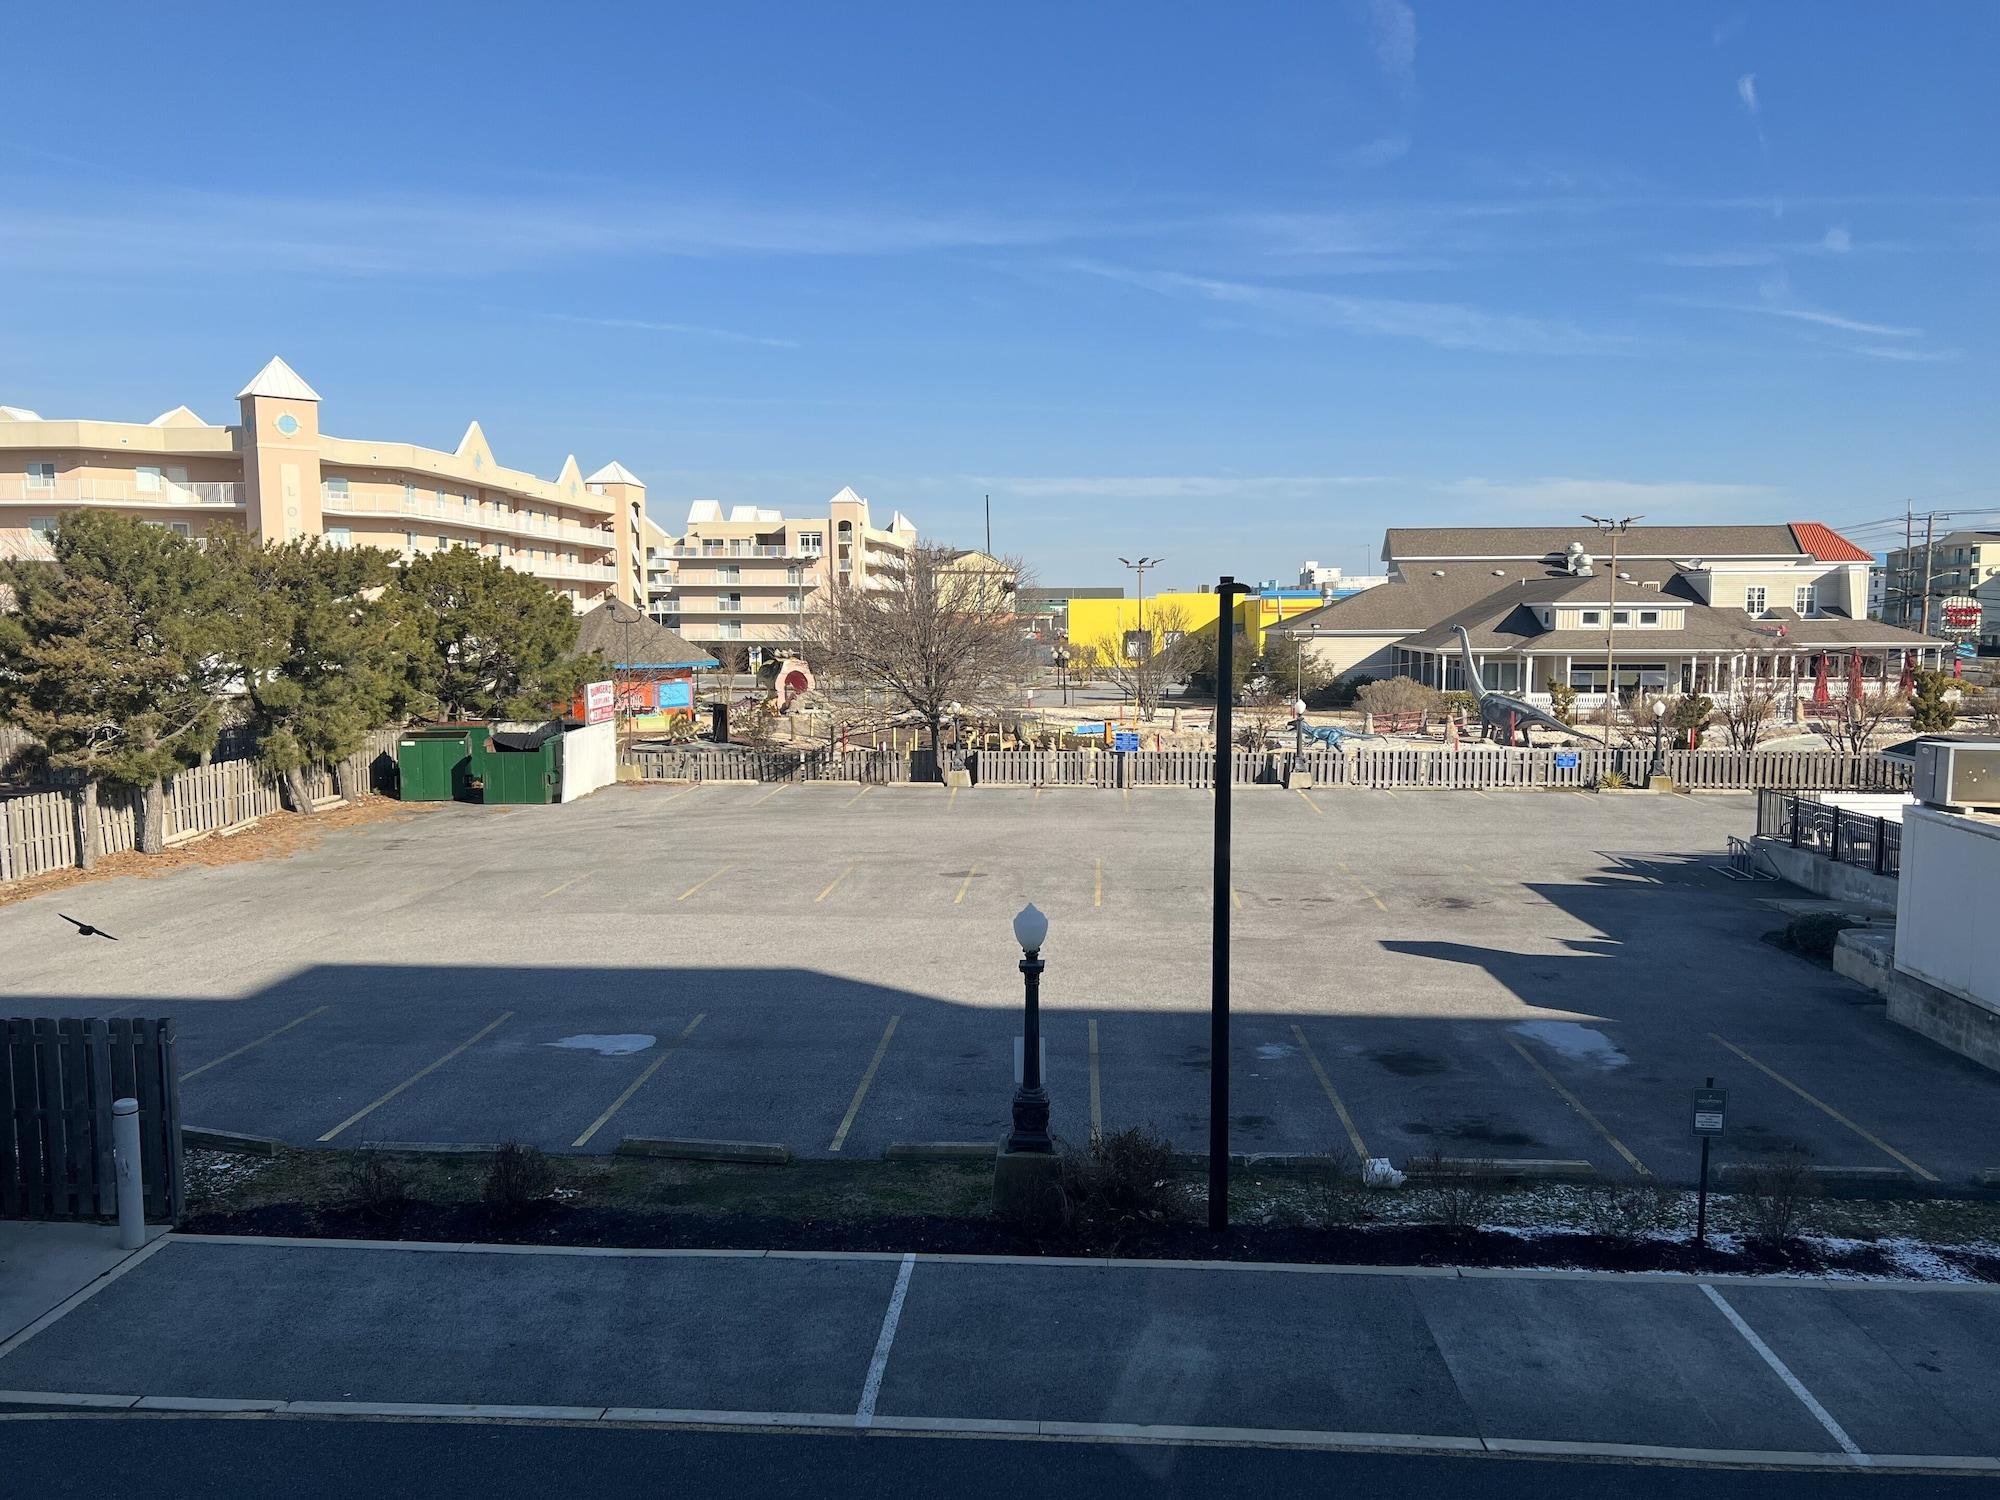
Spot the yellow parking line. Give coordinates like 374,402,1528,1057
1122,786,1131,812
1297,790,1323,815
954,867,978,905
572,1013,707,1149
678,865,732,901
1093,857,1103,909
318,1012,513,1143
1506,1035,1651,1177
1034,787,1042,804
656,785,700,805
1229,886,1243,911
750,785,789,808
817,862,858,903
947,785,959,812
1382,788,1399,800
1336,860,1388,913
1088,1019,1104,1143
843,785,871,808
829,1016,900,1152
1709,1033,1937,1181
1292,1024,1369,1161
181,1006,330,1083
541,873,589,899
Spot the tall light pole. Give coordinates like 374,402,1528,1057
1209,575,1249,1232
1119,556,1163,717
1583,515,1642,748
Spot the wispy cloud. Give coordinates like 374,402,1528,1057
1073,260,1639,356
1820,225,1852,253
1441,476,1780,510
525,309,798,349
1736,73,1759,114
1655,248,1782,268
981,474,1391,500
1363,0,1418,93
1654,295,1921,339
1847,345,1960,364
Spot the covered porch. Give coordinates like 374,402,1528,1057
1392,643,1958,708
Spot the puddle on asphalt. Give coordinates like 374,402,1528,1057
1255,1042,1297,1061
1512,1020,1627,1068
547,1034,657,1056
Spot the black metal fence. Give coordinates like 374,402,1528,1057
1756,788,1903,878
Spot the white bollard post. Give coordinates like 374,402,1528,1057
112,1097,145,1249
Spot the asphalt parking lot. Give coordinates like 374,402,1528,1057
4,781,1997,1183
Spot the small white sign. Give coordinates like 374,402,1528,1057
1013,1036,1048,1086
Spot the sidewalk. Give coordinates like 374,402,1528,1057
0,1221,167,1345
2,1234,1997,1471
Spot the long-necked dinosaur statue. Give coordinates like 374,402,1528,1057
1453,624,1580,746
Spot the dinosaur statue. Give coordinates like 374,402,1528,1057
1453,625,1580,747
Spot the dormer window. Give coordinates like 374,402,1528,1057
1744,586,1767,615
1579,610,1602,625
1612,610,1631,625
1638,609,1659,626
1795,584,1815,616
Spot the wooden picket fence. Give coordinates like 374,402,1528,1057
625,747,910,784
0,727,401,887
2,1016,182,1223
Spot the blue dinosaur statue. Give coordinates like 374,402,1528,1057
1453,625,1579,746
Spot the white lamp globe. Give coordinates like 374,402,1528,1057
1012,903,1049,953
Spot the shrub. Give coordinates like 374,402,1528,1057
1670,693,1715,749
1784,910,1857,959
1059,1125,1183,1240
1418,1151,1495,1231
342,1155,413,1225
1354,676,1443,719
1442,690,1478,717
1308,674,1375,710
1579,1177,1676,1239
482,1142,556,1221
1734,1149,1820,1246
1548,681,1577,725
1301,1147,1370,1227
1910,669,1958,733
1596,768,1628,789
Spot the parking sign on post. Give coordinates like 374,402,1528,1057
1692,1088,1727,1136
1112,730,1140,753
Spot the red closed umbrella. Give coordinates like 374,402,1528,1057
1898,653,1915,695
1811,654,1832,708
1847,649,1865,703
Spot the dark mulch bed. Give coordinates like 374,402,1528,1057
177,1201,2000,1280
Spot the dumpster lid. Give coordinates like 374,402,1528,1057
488,720,563,752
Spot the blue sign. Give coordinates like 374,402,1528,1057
1073,721,1106,735
1554,751,1580,769
655,679,693,710
1113,730,1141,752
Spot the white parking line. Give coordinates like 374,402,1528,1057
1698,1283,1866,1462
854,1253,917,1428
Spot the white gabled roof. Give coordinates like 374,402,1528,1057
0,405,43,422
148,405,209,428
827,485,865,507
236,356,321,402
585,461,643,487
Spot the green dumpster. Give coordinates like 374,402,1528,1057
474,722,564,805
397,727,477,802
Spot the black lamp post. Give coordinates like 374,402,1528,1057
1006,903,1052,1153
1649,696,1668,782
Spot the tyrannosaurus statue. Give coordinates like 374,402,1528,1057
1453,625,1580,746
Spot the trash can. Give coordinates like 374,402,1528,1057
397,728,475,802
709,702,730,742
474,722,565,804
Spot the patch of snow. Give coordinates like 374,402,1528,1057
547,1034,656,1056
1510,1020,1628,1068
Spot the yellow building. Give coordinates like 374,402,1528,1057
1064,589,1323,660
0,358,644,610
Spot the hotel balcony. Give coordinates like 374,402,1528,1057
664,541,815,559
322,485,612,551
0,477,242,507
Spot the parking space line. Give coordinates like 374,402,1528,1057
1698,1284,1865,1460
829,1016,900,1152
953,868,977,905
181,1006,330,1082
1709,1033,1937,1181
656,785,700,805
1335,860,1388,913
1291,1024,1369,1161
1122,786,1130,812
541,873,589,899
1093,858,1103,908
947,786,958,812
1505,1035,1652,1177
843,786,871,808
1229,886,1243,911
1088,1019,1104,1143
317,1012,514,1143
817,862,858,903
572,1013,707,1149
1297,790,1323,815
853,1253,917,1428
678,865,732,901
1382,788,1399,800
750,785,789,808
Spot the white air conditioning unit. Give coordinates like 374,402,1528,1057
1912,739,2000,809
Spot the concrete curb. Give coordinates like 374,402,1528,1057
615,1137,792,1165
1716,1163,1912,1188
353,1142,506,1157
1402,1158,1597,1182
883,1142,997,1161
182,1127,282,1157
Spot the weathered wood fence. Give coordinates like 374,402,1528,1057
0,728,401,887
622,742,1910,793
2,1016,182,1223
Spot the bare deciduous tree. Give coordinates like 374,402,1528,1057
1086,603,1204,722
1811,690,1908,755
1719,690,1778,751
801,543,1032,777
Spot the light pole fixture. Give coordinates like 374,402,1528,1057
1119,556,1163,717
1650,696,1668,782
1582,514,1642,748
1209,575,1250,1232
1006,903,1052,1153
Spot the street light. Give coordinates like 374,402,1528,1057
1650,696,1668,782
1582,514,1642,748
1006,903,1052,1153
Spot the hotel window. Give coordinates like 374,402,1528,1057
404,532,418,551
1744,586,1767,615
26,462,55,489
716,565,741,584
1612,610,1631,625
403,481,418,505
29,515,57,535
1579,610,1602,625
166,521,192,538
323,476,350,500
1795,584,1815,615
136,465,162,493
326,527,353,548
799,530,823,554
787,566,804,585
1638,610,1659,626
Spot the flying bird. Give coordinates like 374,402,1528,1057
58,914,118,941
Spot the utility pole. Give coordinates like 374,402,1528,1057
1920,511,1937,636
984,494,991,558
1583,515,1642,748
1902,504,1914,628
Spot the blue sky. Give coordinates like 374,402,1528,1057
4,2,1994,584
